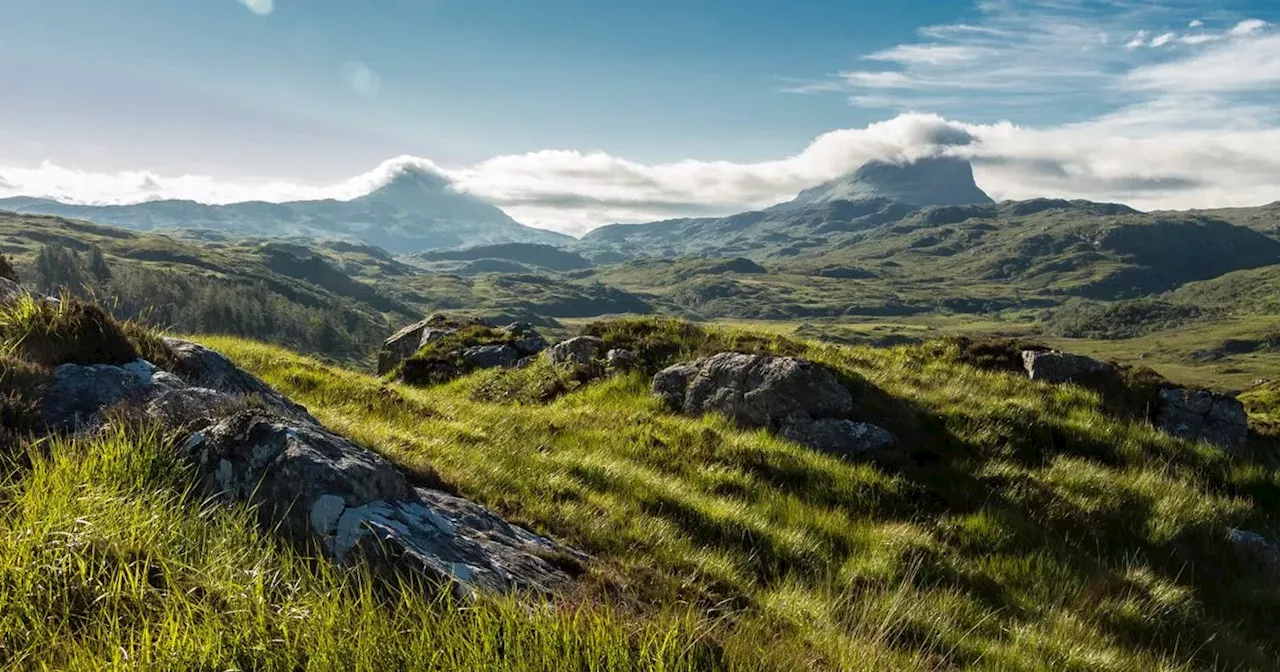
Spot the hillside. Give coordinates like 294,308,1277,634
3,286,1279,669
0,166,571,254
410,242,594,273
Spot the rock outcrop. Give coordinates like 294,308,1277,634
653,352,894,458
1021,350,1107,383
31,334,583,597
378,315,549,383
1156,388,1249,452
378,314,490,375
549,336,605,372
1228,529,1280,575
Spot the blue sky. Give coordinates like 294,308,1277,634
1,0,1279,233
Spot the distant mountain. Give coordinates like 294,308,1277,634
0,166,571,254
577,156,995,259
781,156,993,210
410,243,593,273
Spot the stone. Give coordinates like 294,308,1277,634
1021,350,1107,383
377,314,492,375
1156,388,1249,452
143,386,239,430
780,418,896,458
0,277,25,304
164,338,316,425
652,353,893,457
188,410,582,595
549,336,604,370
504,323,548,356
461,344,520,370
605,348,637,370
41,358,185,432
1228,529,1280,575
654,352,854,427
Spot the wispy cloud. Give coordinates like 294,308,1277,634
237,0,273,16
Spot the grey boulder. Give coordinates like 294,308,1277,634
187,410,581,595
1021,350,1107,383
1156,388,1249,452
549,336,605,371
1229,529,1280,575
504,322,549,356
461,344,520,370
165,338,316,425
653,353,893,457
42,359,186,432
605,348,637,370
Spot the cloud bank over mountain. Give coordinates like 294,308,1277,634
1,3,1277,236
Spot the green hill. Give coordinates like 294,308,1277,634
3,296,1279,669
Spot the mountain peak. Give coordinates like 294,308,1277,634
357,165,453,206
788,156,993,209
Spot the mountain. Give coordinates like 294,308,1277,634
782,156,993,209
576,157,992,259
0,166,571,254
409,242,594,273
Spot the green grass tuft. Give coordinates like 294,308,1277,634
0,294,139,368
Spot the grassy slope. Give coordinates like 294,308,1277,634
180,323,1280,671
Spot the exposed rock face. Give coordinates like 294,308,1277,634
461,344,520,369
165,338,316,424
1156,388,1249,452
1021,350,1108,383
187,410,581,596
549,336,605,372
42,359,186,431
378,314,488,375
653,353,894,457
1229,529,1280,575
378,315,548,381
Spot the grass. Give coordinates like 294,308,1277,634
3,305,1279,669
187,318,1280,671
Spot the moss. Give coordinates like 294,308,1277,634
397,324,519,387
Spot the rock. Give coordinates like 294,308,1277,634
41,359,186,432
504,323,548,356
144,387,240,430
0,277,25,304
655,352,853,426
164,338,316,425
549,336,605,370
780,418,896,458
653,353,893,457
1228,529,1280,575
1021,350,1107,383
377,314,492,375
188,410,582,595
605,348,637,370
461,344,520,369
1156,388,1249,452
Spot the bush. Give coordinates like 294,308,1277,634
0,250,17,283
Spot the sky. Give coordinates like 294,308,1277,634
0,0,1278,235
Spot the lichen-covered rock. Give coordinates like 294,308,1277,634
144,386,241,430
41,359,186,431
1229,529,1280,575
461,344,520,370
164,338,316,424
605,348,637,370
1156,388,1249,452
549,336,605,371
653,353,894,457
655,352,854,426
377,314,491,375
504,323,548,356
187,410,582,596
1021,350,1107,383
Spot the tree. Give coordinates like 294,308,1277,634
87,245,113,284
35,243,87,294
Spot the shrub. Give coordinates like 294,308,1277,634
0,250,17,283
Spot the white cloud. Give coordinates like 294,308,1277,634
1230,18,1269,37
340,61,382,97
867,44,994,65
1149,32,1176,47
238,0,273,16
1189,19,1204,29
1125,33,1280,92
1125,30,1148,49
839,71,920,88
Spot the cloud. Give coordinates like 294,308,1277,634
1149,32,1176,47
237,0,273,16
867,44,995,65
1230,19,1269,37
1124,33,1280,92
1189,19,1204,29
1125,30,1148,49
340,61,382,97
